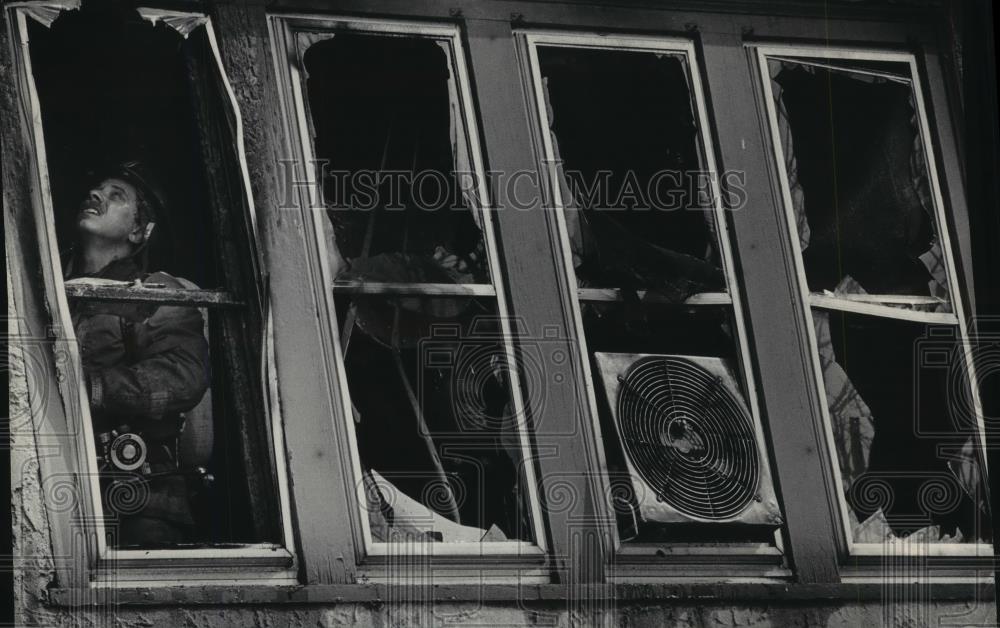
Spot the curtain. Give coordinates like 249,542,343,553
541,76,592,269
439,40,482,229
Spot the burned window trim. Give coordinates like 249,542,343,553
6,0,987,595
518,30,789,575
267,13,550,573
756,43,992,560
5,3,298,585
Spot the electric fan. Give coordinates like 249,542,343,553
593,353,782,525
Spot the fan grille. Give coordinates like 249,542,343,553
617,356,759,520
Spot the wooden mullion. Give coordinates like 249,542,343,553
465,17,613,585
920,44,978,318
699,30,843,583
212,3,362,583
749,20,988,568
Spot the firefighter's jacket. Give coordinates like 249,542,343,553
68,255,210,529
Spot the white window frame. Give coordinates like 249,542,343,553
267,13,549,567
755,43,991,559
519,30,788,573
7,2,298,584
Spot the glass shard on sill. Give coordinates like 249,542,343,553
366,470,508,543
814,309,990,544
336,295,533,543
852,509,971,545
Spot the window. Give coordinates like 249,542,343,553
8,2,294,581
264,10,989,583
757,46,992,556
8,0,991,596
270,16,546,564
520,32,786,570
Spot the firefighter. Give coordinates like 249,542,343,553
65,161,210,546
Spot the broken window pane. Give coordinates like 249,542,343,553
536,43,782,549
30,5,283,547
763,52,990,547
769,58,951,312
815,310,990,544
537,46,726,299
335,295,534,543
303,34,489,284
301,32,538,544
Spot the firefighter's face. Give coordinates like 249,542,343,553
77,178,145,245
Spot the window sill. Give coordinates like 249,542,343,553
45,581,995,607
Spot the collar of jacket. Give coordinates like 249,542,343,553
63,249,145,282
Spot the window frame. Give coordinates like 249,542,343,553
754,42,992,560
7,0,989,594
5,2,298,585
266,12,551,576
517,29,789,577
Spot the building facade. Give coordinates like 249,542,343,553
5,0,997,625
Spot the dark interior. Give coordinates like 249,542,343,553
539,46,772,544
537,45,724,298
775,62,939,297
29,3,270,545
28,5,215,288
304,33,484,271
305,34,531,540
830,311,990,540
776,62,988,540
